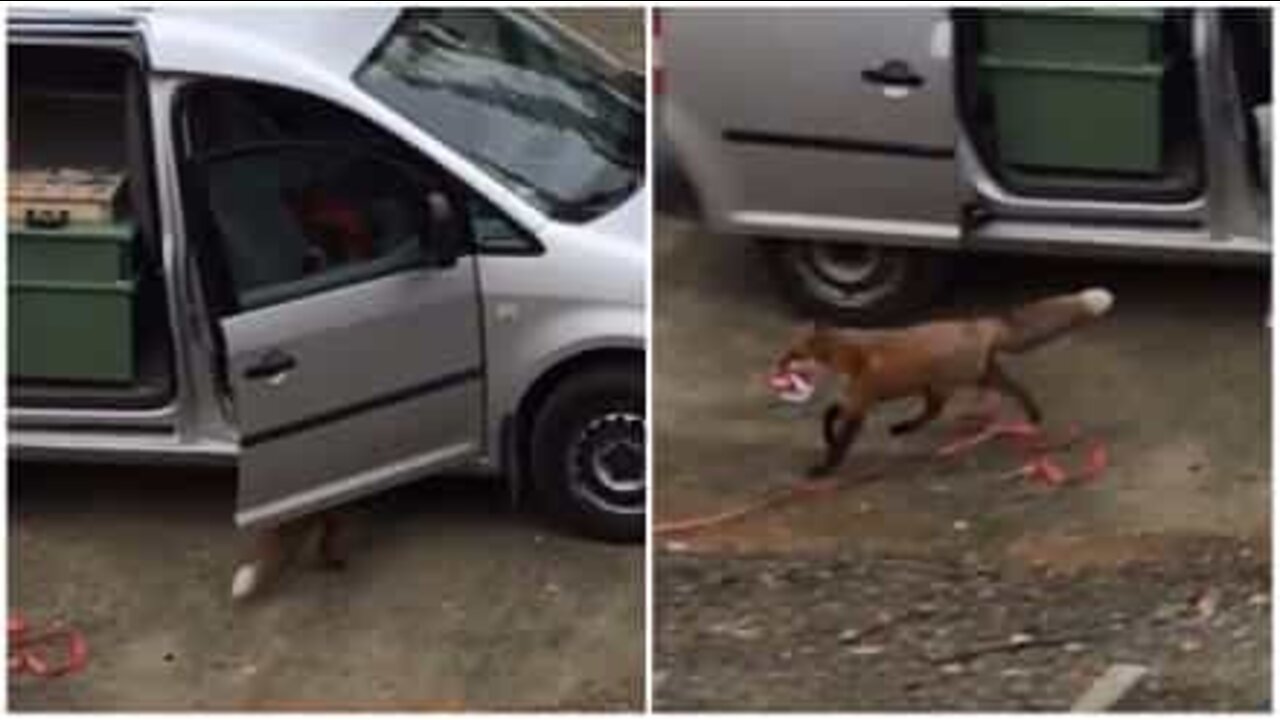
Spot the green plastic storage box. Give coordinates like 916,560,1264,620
10,222,134,283
981,9,1164,64
9,279,136,383
980,57,1166,174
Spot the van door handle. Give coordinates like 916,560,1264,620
243,350,296,383
862,59,924,88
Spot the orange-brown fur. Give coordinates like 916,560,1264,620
778,289,1113,478
232,511,348,601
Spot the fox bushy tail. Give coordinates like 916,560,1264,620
993,288,1114,354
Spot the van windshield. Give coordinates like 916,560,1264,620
355,9,643,223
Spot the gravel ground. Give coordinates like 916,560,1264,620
657,539,1268,711
652,182,1270,709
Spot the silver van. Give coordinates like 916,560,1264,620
9,8,647,541
658,8,1270,322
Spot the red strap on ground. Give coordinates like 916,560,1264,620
9,614,88,679
935,420,1042,458
654,476,849,536
1082,440,1109,481
655,417,1110,539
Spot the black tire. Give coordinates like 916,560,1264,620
763,239,951,325
530,364,645,543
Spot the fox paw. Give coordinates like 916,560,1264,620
231,562,262,602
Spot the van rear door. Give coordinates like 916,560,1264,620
665,9,960,246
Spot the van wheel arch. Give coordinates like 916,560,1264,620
512,349,644,536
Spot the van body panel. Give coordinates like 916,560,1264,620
479,188,648,459
663,8,961,245
661,8,1269,262
141,8,399,79
968,219,1266,264
10,428,236,466
221,258,486,528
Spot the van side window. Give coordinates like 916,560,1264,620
183,83,394,157
180,83,452,311
197,145,434,310
180,81,536,298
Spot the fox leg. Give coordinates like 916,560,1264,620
808,395,867,479
889,389,949,436
822,403,842,446
807,413,862,478
231,526,289,601
984,359,1042,424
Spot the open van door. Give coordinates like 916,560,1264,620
665,8,961,246
186,143,485,528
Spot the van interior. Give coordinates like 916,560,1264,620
955,9,1270,203
9,50,433,413
9,45,174,410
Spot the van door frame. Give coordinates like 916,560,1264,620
1200,9,1269,244
961,9,1267,253
957,10,1210,228
6,28,204,440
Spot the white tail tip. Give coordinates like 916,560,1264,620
231,563,260,601
1080,288,1114,316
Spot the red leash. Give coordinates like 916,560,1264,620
654,476,849,537
656,417,1110,539
936,419,1109,486
9,614,88,679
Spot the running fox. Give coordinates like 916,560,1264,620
775,288,1115,478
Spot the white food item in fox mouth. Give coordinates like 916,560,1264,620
773,370,815,405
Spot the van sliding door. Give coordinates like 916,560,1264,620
666,9,961,246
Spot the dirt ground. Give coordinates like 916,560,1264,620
11,469,642,711
652,201,1270,710
8,9,645,712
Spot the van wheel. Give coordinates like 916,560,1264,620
763,240,950,325
530,364,644,543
